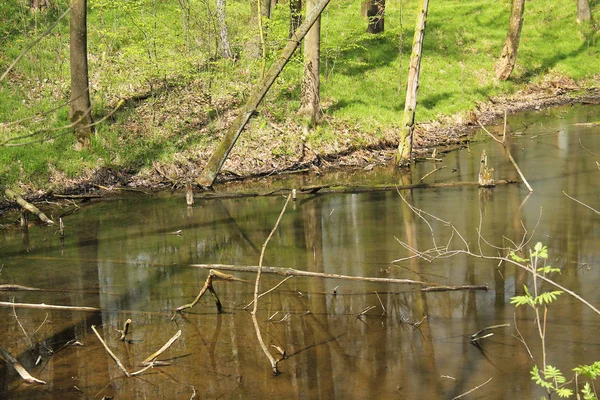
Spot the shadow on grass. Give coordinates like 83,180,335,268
515,41,591,83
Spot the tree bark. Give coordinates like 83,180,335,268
69,0,93,150
577,0,591,24
289,0,302,39
216,0,233,59
495,0,525,81
397,0,429,166
196,0,332,188
366,0,385,34
298,0,321,123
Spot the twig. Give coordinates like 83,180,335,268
0,344,46,384
477,116,533,192
118,319,132,341
91,325,131,377
357,306,377,317
12,300,33,348
513,313,534,361
0,301,100,312
452,377,492,399
419,166,446,182
470,323,510,343
579,138,600,156
244,276,293,309
563,191,600,215
142,330,182,364
375,291,386,316
0,7,71,82
176,270,224,312
251,194,292,375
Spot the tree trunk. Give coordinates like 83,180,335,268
397,0,429,166
260,0,271,19
196,0,331,188
289,0,302,39
495,0,525,81
298,0,321,124
577,0,591,24
69,0,93,150
366,0,385,34
216,0,233,59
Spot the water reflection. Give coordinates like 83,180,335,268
1,104,599,398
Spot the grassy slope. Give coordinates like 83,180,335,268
0,0,598,191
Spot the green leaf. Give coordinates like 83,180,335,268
574,361,600,380
556,387,574,398
537,265,561,274
544,365,566,383
531,365,554,389
535,291,563,305
581,382,596,400
510,250,529,263
511,295,534,307
532,242,549,259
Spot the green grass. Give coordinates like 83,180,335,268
0,0,598,190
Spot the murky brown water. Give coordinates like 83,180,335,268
1,104,599,399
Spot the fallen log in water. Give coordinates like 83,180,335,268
189,263,489,292
0,301,100,312
2,186,54,225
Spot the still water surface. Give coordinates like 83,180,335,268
1,104,599,399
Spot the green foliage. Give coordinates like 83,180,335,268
1,0,600,189
574,362,600,380
580,382,596,400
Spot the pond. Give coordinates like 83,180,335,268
1,104,599,399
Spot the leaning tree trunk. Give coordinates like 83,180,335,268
196,0,331,188
216,0,233,59
577,0,591,24
69,0,93,150
366,0,385,34
495,0,525,81
397,0,429,166
298,0,321,124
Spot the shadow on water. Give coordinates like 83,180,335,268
1,104,600,398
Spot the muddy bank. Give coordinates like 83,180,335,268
1,78,599,215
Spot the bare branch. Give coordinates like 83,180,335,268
0,7,72,83
563,191,600,215
251,194,292,375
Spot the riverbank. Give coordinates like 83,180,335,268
1,75,598,216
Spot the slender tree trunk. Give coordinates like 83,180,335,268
397,0,429,166
69,0,93,150
216,0,233,59
366,0,385,34
577,0,591,24
196,0,331,188
495,0,525,81
260,0,271,19
298,0,321,124
289,0,302,39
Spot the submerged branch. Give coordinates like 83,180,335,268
251,194,292,375
0,301,100,312
189,263,488,292
91,325,131,377
2,187,54,225
0,344,46,384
